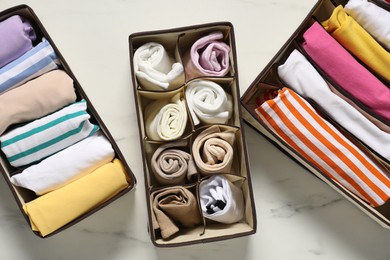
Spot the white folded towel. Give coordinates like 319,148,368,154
345,0,390,50
144,93,188,141
134,42,184,90
11,132,115,195
278,49,390,161
0,99,99,167
185,80,233,125
199,175,244,224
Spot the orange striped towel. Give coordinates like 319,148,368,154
255,87,390,207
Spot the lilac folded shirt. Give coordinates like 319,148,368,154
183,31,230,80
302,22,390,122
0,15,36,68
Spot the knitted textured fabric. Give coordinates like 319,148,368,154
11,132,115,195
0,70,76,135
0,15,36,68
185,80,233,125
256,88,390,207
133,42,184,90
183,31,230,80
23,159,128,237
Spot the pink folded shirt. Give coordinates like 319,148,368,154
301,22,390,122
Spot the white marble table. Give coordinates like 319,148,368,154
0,0,390,259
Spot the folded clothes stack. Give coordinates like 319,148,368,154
247,0,390,210
0,14,132,237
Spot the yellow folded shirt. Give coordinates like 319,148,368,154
322,5,390,82
23,159,129,237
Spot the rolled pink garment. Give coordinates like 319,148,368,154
183,31,230,80
0,15,36,68
302,22,390,122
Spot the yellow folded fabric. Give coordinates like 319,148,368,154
322,5,390,82
23,159,129,237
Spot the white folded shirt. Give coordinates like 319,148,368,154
134,42,184,90
185,80,233,125
277,49,390,161
11,132,115,195
199,175,244,224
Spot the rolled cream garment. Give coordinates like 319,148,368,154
185,80,233,125
23,159,129,237
192,125,235,175
0,15,36,68
345,0,390,50
11,132,115,195
199,175,244,224
144,93,188,141
151,140,197,185
134,42,184,90
255,88,390,207
151,186,202,239
183,31,231,80
301,22,390,122
0,38,59,94
278,49,390,161
322,6,390,82
0,70,76,135
0,100,99,167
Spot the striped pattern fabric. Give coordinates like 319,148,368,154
255,88,390,207
0,38,59,94
1,99,99,167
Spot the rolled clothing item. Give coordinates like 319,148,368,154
144,93,187,141
151,140,197,185
345,0,390,50
0,70,76,135
323,6,390,82
255,88,390,207
133,42,184,91
199,175,244,224
302,22,390,122
151,186,202,239
183,31,230,80
11,132,115,195
23,159,129,237
192,125,235,175
278,49,390,161
0,38,59,94
0,15,36,68
185,80,233,125
0,99,99,167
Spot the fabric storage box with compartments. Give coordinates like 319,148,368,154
241,0,390,228
0,5,136,237
129,22,257,246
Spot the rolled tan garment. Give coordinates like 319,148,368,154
151,140,197,185
192,125,235,175
0,70,76,135
151,186,202,239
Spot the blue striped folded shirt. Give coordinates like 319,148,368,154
0,38,60,94
0,99,99,167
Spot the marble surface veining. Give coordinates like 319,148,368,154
0,0,390,259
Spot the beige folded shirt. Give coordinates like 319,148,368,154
0,70,76,135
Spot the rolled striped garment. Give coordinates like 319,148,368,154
0,38,59,94
255,88,390,207
1,99,99,167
